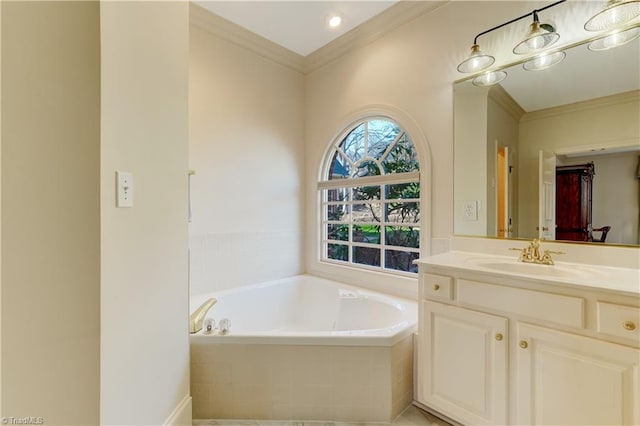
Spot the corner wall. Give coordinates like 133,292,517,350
100,2,190,424
188,5,305,296
1,2,101,424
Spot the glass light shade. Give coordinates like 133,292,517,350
472,70,507,86
513,21,560,54
588,26,640,50
457,44,495,73
584,0,640,31
523,51,566,71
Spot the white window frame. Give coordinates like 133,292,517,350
317,117,421,277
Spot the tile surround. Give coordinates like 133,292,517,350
191,336,414,422
189,231,302,295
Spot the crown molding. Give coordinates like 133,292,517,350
303,1,446,74
489,84,526,122
190,1,447,75
189,3,305,73
521,89,640,122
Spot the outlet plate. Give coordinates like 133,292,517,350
463,200,478,221
116,171,133,208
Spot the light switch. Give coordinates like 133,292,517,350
116,171,133,208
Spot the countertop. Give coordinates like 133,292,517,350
416,251,640,296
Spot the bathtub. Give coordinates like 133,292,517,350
190,274,418,422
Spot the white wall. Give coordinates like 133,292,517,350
100,2,190,425
1,2,100,424
188,5,305,296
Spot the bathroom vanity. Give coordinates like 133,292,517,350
415,249,640,425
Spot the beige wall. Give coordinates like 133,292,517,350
1,2,100,424
487,87,521,238
1,1,3,416
304,1,556,294
453,86,488,236
188,6,305,296
453,84,521,239
518,91,640,238
560,152,639,245
100,2,190,425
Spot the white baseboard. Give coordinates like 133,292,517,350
164,394,192,426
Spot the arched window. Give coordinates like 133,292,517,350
319,117,421,274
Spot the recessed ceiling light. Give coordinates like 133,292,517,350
327,14,342,29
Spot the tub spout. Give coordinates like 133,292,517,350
189,297,217,334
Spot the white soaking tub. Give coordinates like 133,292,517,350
189,274,418,422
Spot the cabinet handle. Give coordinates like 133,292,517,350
519,340,528,349
495,333,503,341
433,284,440,291
623,320,637,331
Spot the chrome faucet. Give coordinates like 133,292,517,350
510,239,565,265
189,298,217,334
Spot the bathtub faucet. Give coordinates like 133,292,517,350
189,298,217,334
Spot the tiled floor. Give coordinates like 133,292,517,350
193,404,453,426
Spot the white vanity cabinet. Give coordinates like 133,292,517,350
416,261,640,426
421,299,508,425
515,323,639,425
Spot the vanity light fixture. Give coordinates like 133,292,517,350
523,50,566,71
472,70,507,86
457,44,495,73
459,0,637,81
513,11,560,54
588,25,640,50
584,0,640,32
457,0,565,74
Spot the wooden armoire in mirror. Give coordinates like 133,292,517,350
555,163,594,242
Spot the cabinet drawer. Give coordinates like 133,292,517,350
421,273,453,301
458,279,585,329
597,302,640,342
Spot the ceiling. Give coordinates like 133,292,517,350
501,35,640,112
197,0,639,111
194,1,398,57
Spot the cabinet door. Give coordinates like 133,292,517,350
420,301,508,425
516,323,640,425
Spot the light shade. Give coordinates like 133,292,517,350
588,26,640,50
584,0,640,31
523,51,566,71
513,21,560,54
457,44,495,73
472,70,507,87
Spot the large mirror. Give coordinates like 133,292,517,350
454,36,640,246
